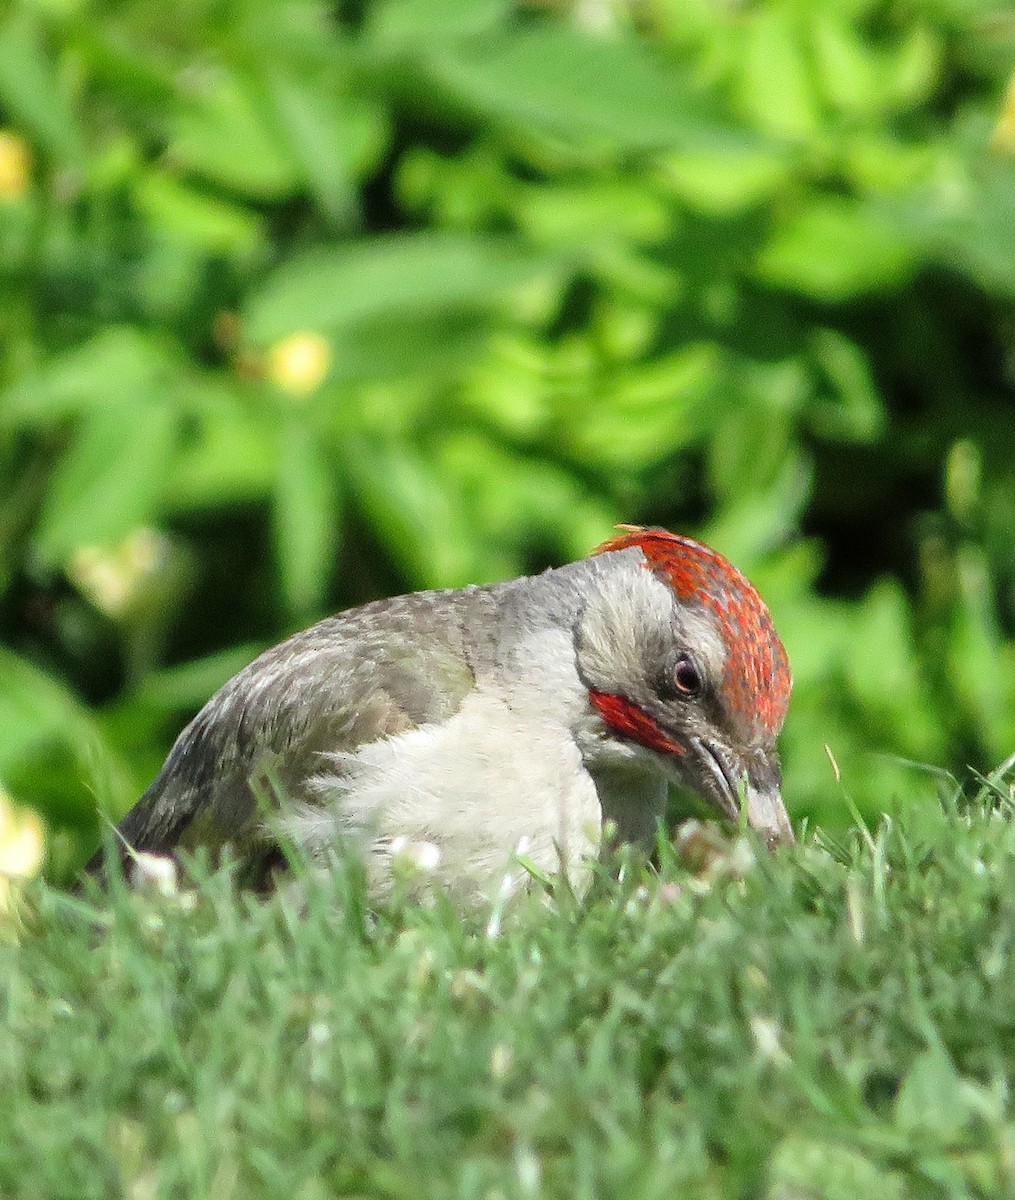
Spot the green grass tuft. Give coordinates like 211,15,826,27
5,778,1015,1199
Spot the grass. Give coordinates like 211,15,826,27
5,775,1015,1200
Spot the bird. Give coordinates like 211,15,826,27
86,526,793,902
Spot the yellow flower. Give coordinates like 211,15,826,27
266,332,333,397
0,130,31,200
0,788,45,926
0,791,44,879
991,72,1015,155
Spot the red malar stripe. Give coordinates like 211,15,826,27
588,690,685,756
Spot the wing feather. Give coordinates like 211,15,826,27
87,589,488,876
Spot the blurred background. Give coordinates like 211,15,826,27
1,0,1014,883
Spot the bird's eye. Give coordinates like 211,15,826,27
673,652,703,698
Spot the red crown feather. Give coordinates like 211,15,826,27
593,526,792,738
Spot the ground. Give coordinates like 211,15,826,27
3,777,1014,1200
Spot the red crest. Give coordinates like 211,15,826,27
593,527,792,738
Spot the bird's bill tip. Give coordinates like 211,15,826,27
744,781,794,847
688,737,793,848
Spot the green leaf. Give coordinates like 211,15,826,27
133,172,263,254
949,545,1012,758
130,645,266,715
811,16,940,118
163,383,281,509
894,1047,988,1142
72,25,178,109
808,329,885,443
0,648,134,818
245,233,563,343
430,26,744,151
516,179,671,247
565,344,721,468
261,73,374,223
0,651,82,771
844,582,942,758
756,198,916,300
0,328,183,426
345,436,482,588
936,170,1015,299
170,68,299,198
772,1132,907,1200
273,417,340,618
658,146,793,215
705,449,812,565
368,0,508,44
809,15,885,120
767,1134,905,1200
436,429,615,569
328,310,491,384
0,9,83,165
34,404,179,567
736,8,822,141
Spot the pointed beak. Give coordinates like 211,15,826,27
742,776,794,848
689,738,794,848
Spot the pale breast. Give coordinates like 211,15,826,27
283,684,604,906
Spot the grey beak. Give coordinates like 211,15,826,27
690,738,794,848
743,779,794,848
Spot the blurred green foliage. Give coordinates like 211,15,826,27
1,0,1014,878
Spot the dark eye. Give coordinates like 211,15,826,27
673,652,703,698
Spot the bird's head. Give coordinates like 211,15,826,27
574,527,793,847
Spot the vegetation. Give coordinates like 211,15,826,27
6,780,1015,1199
0,1,1013,875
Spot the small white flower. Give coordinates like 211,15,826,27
68,528,171,618
308,1021,331,1046
750,1015,789,1065
486,837,534,938
490,1042,513,1080
389,836,442,873
514,1143,541,1195
130,852,179,897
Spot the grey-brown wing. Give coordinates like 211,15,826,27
87,590,487,875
